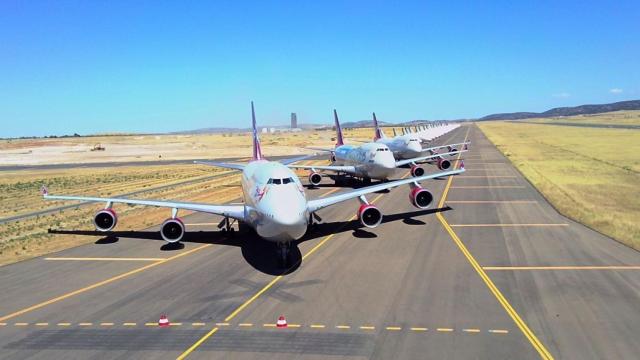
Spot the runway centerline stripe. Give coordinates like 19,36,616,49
484,266,640,271
436,125,554,360
0,244,211,322
44,257,165,261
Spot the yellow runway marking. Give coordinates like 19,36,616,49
35,322,48,326
447,200,537,204
215,322,229,326
0,323,6,326
263,323,276,327
238,323,253,327
57,322,71,326
484,266,640,271
44,257,165,261
436,126,554,360
192,323,206,326
288,324,301,328
310,324,326,328
360,326,375,330
145,323,157,326
78,322,92,326
319,187,340,198
450,223,568,227
437,328,454,332
0,244,211,323
489,329,509,334
100,322,114,326
15,323,28,326
177,327,220,360
463,328,480,333
336,325,351,329
385,326,402,331
450,186,525,189
170,323,183,326
123,322,137,326
410,327,428,331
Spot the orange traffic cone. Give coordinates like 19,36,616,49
158,314,170,327
276,315,287,328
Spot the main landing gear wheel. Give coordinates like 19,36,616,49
277,242,291,268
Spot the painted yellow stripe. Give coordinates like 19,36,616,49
450,186,525,189
44,257,165,261
123,323,137,326
215,322,229,326
360,326,375,330
35,322,48,326
145,323,158,326
450,223,568,227
78,322,92,326
463,328,481,333
489,329,509,334
386,326,402,331
0,323,6,326
288,324,301,328
238,323,253,327
192,323,206,326
170,323,183,326
310,324,325,328
438,126,554,359
176,328,219,360
319,187,340,198
410,327,428,331
100,322,114,326
484,266,640,271
15,323,28,326
437,328,454,332
263,323,276,327
447,200,537,204
0,244,211,322
57,322,71,326
336,325,351,329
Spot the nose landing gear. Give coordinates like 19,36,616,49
277,242,291,268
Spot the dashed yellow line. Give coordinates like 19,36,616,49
15,323,28,326
263,323,276,327
386,326,402,331
238,323,253,327
192,323,206,326
437,328,454,332
123,322,137,326
288,324,302,328
170,323,183,326
145,322,157,327
463,328,480,333
78,322,92,326
319,187,340,198
450,223,568,228
35,322,48,326
57,322,71,326
44,257,165,261
360,326,375,330
215,322,229,326
410,327,428,331
100,322,114,326
310,324,325,328
489,329,509,334
336,325,351,329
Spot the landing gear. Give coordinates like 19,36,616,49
218,217,236,235
277,242,291,268
363,177,372,185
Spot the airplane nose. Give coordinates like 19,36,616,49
377,153,397,169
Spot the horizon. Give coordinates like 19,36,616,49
1,1,638,137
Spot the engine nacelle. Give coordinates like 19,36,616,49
357,204,383,228
161,218,185,243
94,209,117,232
437,157,451,170
308,171,322,186
409,186,434,209
410,164,425,177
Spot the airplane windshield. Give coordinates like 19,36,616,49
267,177,294,185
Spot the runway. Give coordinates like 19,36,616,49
1,124,639,359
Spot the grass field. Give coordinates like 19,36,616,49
478,118,640,251
530,110,640,126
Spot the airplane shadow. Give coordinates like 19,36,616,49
48,206,451,276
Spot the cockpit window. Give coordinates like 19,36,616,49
282,177,292,184
267,177,294,185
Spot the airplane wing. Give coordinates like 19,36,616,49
395,150,467,167
307,168,464,212
305,147,334,152
422,141,470,153
288,164,356,174
279,154,318,165
194,161,245,170
42,193,245,221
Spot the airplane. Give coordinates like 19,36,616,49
290,110,466,185
42,102,465,267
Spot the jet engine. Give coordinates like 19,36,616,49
409,185,434,209
357,204,383,228
308,171,322,186
410,164,425,177
160,218,185,243
447,146,458,153
93,209,117,231
437,158,451,170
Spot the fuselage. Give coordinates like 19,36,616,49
333,142,397,179
375,134,422,159
241,160,309,242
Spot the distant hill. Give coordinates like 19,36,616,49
341,120,392,128
480,100,640,121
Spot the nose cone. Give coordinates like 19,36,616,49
406,141,422,157
376,152,397,169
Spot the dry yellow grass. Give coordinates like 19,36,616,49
530,110,640,126
478,118,640,250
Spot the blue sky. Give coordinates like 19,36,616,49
1,1,638,137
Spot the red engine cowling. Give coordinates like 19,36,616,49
161,218,185,243
409,186,434,209
308,171,322,186
410,164,425,177
437,157,451,170
93,208,117,231
357,204,383,228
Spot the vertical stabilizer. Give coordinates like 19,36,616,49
334,109,345,146
251,101,264,161
372,112,384,140
393,128,397,137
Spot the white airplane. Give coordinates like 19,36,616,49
291,110,466,184
42,103,464,267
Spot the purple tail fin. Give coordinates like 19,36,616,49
372,112,383,140
334,109,344,146
251,101,263,161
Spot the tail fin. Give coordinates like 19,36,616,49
334,109,345,146
251,101,264,161
372,112,384,140
392,128,397,137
